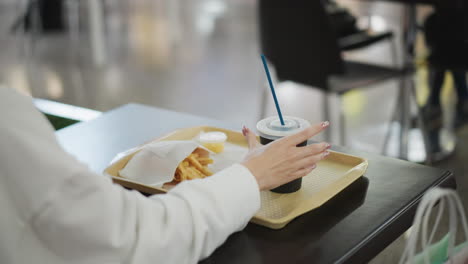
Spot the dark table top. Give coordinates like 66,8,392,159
368,0,432,3
56,103,455,264
356,0,453,7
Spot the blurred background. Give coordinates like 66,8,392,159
3,0,468,262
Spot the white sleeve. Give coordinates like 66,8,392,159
32,163,260,264
0,87,260,264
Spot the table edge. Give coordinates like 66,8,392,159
336,170,455,263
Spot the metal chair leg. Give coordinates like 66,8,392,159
24,0,42,91
29,0,42,53
409,78,433,165
390,37,399,68
338,95,346,146
399,77,410,160
87,0,106,66
382,93,401,155
323,92,332,142
66,0,80,43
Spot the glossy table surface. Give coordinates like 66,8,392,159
356,0,439,5
56,103,456,264
359,0,464,6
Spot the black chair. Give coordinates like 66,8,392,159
340,30,394,51
324,0,398,65
339,29,397,66
258,0,420,160
258,1,405,138
11,0,66,33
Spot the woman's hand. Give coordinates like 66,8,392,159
241,122,331,191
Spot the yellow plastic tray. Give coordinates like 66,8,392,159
104,126,368,229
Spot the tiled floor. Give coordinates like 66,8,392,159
2,0,467,263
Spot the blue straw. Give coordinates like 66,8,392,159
261,54,285,126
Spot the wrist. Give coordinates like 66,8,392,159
241,161,264,191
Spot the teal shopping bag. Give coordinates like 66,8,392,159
412,233,450,264
412,233,468,264
400,188,468,264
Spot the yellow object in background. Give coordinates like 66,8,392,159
415,64,455,107
198,131,227,153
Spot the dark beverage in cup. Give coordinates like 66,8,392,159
256,116,311,193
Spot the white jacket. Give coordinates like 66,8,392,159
0,87,261,264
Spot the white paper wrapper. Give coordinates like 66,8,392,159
209,142,248,172
194,131,248,171
115,139,249,188
119,141,206,187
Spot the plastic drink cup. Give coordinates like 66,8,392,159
256,116,311,193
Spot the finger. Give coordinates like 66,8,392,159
294,151,330,168
298,142,331,158
282,121,330,146
290,165,317,179
243,126,260,149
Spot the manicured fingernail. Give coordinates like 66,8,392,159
309,164,317,170
322,151,330,158
325,143,331,149
322,121,330,128
242,126,247,136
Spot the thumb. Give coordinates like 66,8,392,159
242,126,260,149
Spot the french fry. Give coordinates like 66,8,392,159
191,156,213,176
188,167,202,179
187,154,204,171
198,157,214,165
180,162,190,181
184,169,192,180
202,167,213,176
174,171,181,182
173,149,214,183
180,171,187,181
177,164,185,178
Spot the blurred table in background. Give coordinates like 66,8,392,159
357,0,436,4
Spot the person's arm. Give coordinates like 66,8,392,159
1,87,329,263
31,162,260,264
0,87,260,263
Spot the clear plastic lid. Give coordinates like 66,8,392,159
256,116,310,140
